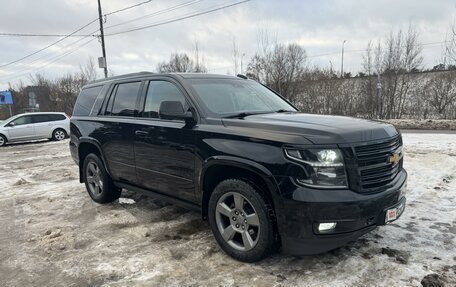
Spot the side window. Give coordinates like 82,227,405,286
143,81,187,119
32,115,50,123
11,116,32,126
107,82,141,117
49,114,66,121
73,85,103,116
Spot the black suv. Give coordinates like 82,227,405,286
70,72,406,262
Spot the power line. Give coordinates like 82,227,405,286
307,40,450,59
1,37,97,82
0,0,156,38
105,0,251,36
0,19,98,69
1,29,99,72
104,0,204,31
104,0,153,16
0,32,94,37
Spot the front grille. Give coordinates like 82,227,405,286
353,135,403,192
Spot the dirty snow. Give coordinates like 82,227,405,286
0,135,455,286
384,119,456,130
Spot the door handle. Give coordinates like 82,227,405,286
135,130,149,136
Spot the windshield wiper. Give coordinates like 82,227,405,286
224,111,269,119
275,109,296,113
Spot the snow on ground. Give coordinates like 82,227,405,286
0,134,455,287
384,119,456,130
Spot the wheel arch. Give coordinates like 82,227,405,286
200,156,280,221
77,138,111,183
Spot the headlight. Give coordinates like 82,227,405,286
285,148,347,188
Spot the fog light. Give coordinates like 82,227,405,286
318,222,337,232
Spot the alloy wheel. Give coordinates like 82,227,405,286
86,161,104,196
215,191,261,251
54,130,66,140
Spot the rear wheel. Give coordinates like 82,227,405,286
83,153,121,203
52,129,67,141
0,134,6,147
208,179,276,262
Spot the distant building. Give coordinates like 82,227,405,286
23,86,51,112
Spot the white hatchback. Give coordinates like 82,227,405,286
0,112,70,146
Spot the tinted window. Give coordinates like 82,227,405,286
48,114,66,121
11,116,32,126
32,115,50,123
73,86,103,116
108,82,141,117
143,81,187,119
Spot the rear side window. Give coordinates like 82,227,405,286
32,115,50,123
49,114,66,121
73,86,103,116
107,82,141,117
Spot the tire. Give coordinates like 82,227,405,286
208,179,276,262
52,128,67,141
0,134,6,147
82,153,121,203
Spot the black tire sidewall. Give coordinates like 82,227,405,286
52,129,67,141
82,153,120,203
208,179,275,262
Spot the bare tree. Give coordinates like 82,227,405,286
424,71,456,119
193,40,207,73
157,53,207,73
445,24,456,64
247,34,307,101
361,24,423,119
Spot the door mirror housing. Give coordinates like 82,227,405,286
158,101,195,124
8,122,16,127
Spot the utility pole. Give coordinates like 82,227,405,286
97,0,108,78
340,40,346,78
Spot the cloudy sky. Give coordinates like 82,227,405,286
0,0,455,90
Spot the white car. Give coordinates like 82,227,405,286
0,112,70,146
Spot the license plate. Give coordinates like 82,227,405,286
385,201,405,224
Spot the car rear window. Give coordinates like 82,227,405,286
73,86,103,116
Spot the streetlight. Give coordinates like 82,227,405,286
341,40,346,78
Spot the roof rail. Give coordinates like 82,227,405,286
236,74,248,79
88,71,154,84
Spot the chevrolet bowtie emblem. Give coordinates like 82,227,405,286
388,153,401,165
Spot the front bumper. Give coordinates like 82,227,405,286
274,169,407,255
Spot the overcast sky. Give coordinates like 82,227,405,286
0,0,455,90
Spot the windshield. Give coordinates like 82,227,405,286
0,115,18,127
187,79,297,118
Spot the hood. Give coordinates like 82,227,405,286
221,112,398,145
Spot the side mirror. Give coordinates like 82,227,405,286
158,101,195,124
8,122,16,127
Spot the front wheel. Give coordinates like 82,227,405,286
82,153,121,203
208,179,276,262
0,134,7,147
